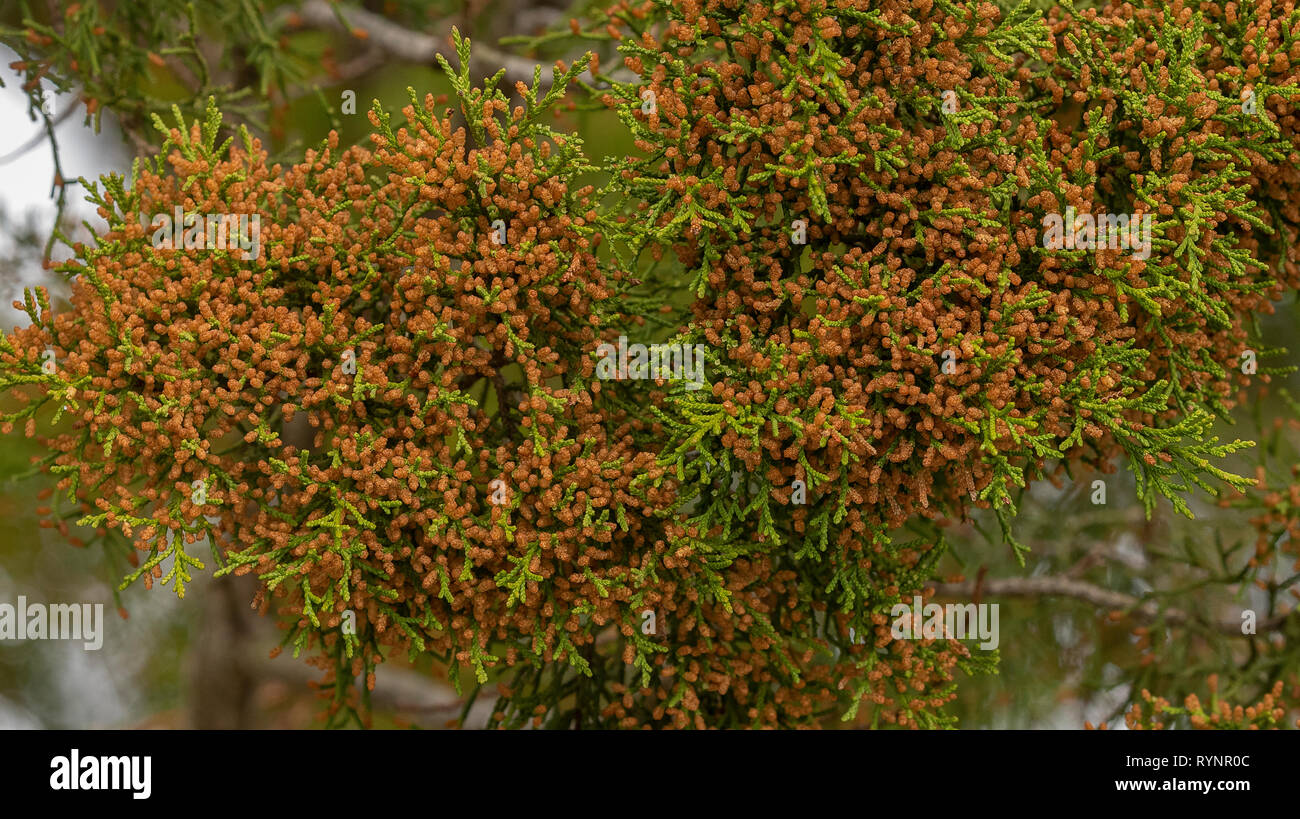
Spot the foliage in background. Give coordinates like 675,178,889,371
562,0,1300,726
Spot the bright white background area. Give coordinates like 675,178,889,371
0,42,130,328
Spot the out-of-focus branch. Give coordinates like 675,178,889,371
238,647,499,727
276,0,561,90
928,575,1292,636
0,99,77,166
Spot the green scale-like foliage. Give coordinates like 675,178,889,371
584,0,1300,726
3,1,1300,729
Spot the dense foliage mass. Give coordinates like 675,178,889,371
2,0,1300,728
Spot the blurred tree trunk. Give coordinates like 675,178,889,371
186,574,263,728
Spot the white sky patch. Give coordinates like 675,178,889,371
0,44,129,327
